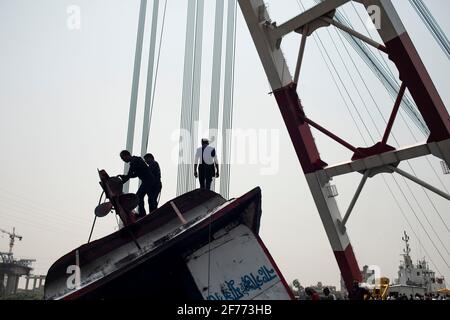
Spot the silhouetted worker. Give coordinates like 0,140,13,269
194,138,219,190
119,150,155,218
305,287,320,301
323,287,337,300
348,281,369,301
144,153,162,213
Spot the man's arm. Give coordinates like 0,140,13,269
214,163,219,178
194,148,200,178
121,161,137,183
214,150,219,178
155,162,161,181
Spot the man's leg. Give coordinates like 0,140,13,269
147,191,155,213
198,167,206,189
205,175,213,190
136,184,147,218
148,187,160,213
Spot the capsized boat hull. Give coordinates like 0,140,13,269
44,188,293,300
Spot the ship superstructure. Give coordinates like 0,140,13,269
390,231,446,296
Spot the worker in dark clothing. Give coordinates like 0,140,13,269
305,287,320,301
144,153,162,213
119,150,155,218
348,281,369,300
194,138,219,190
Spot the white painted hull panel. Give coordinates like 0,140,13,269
186,224,291,300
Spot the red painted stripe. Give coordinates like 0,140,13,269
273,84,327,174
378,44,388,53
385,32,450,142
255,235,295,300
333,244,362,293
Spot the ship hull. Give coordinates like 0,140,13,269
44,188,293,300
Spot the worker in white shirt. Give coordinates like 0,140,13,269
194,138,219,190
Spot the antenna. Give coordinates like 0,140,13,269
402,231,411,256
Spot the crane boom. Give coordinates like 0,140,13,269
238,0,450,292
0,227,22,254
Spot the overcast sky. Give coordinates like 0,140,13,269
0,0,449,290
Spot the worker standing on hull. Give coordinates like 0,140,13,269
194,138,219,190
119,150,155,218
144,153,162,213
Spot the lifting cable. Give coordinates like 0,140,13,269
220,0,238,199
88,191,105,243
150,0,168,118
177,0,197,196
207,0,238,297
189,0,205,191
208,0,225,193
177,0,205,194
142,0,169,154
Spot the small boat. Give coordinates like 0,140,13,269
44,170,293,300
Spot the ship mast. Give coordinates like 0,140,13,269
402,231,413,268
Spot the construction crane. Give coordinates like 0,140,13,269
0,227,22,255
238,0,450,292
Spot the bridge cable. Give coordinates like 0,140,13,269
409,0,450,60
144,0,168,153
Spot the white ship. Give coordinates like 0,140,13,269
389,231,446,297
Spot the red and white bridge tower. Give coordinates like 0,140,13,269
238,0,450,291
